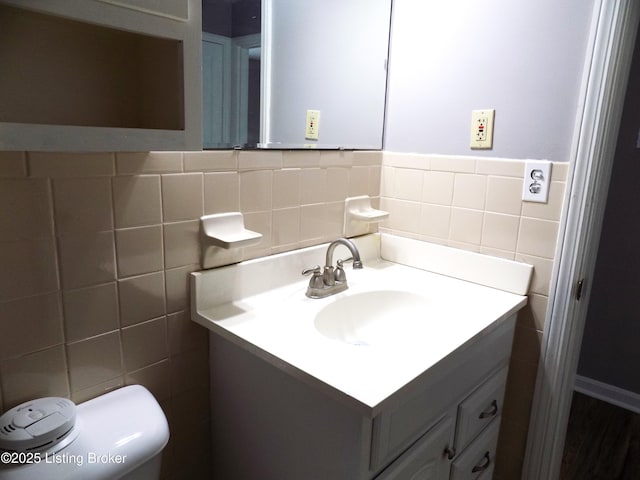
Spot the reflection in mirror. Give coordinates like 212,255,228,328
261,0,391,150
202,0,261,148
202,0,391,150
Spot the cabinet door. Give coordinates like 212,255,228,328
375,416,454,480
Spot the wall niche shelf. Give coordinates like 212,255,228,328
0,0,202,152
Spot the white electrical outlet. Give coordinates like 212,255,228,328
305,109,320,140
470,109,495,149
522,160,552,203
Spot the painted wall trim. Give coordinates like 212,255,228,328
522,1,640,479
574,375,640,415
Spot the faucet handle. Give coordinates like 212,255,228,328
302,265,321,276
337,257,363,270
302,265,324,290
336,257,353,268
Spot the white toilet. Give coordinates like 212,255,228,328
0,385,169,480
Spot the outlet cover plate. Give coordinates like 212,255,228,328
470,109,495,149
522,160,552,203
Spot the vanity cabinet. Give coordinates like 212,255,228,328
0,0,201,151
208,313,515,480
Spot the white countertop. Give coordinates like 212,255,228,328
191,234,530,415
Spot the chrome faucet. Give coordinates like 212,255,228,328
302,238,363,298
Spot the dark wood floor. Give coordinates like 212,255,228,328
561,392,640,480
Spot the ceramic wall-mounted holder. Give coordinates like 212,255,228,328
343,195,389,237
200,213,262,268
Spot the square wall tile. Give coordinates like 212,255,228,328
122,317,168,372
161,173,203,222
58,231,116,290
420,204,451,239
112,175,162,228
53,177,113,234
66,332,122,392
482,213,520,252
63,283,119,343
384,199,421,234
422,171,454,205
118,272,166,327
240,170,272,212
272,169,301,209
204,172,239,214
0,346,69,408
449,208,484,245
517,217,560,259
0,237,59,301
116,225,164,277
452,174,487,209
163,221,199,269
485,176,523,216
300,168,327,205
394,169,423,201
0,293,63,360
0,179,54,241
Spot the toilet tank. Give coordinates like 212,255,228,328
0,385,169,480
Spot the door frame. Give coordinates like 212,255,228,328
522,1,640,479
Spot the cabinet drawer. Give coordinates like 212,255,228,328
450,417,500,480
455,366,508,450
375,416,454,480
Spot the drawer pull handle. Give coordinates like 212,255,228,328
444,446,456,460
478,399,498,419
471,452,491,473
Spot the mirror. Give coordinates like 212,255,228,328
202,0,391,150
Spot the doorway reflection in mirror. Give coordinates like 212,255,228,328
202,0,261,149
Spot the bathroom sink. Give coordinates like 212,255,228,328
313,290,437,347
191,233,532,410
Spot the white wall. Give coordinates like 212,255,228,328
384,0,596,162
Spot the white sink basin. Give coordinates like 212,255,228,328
314,290,438,347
